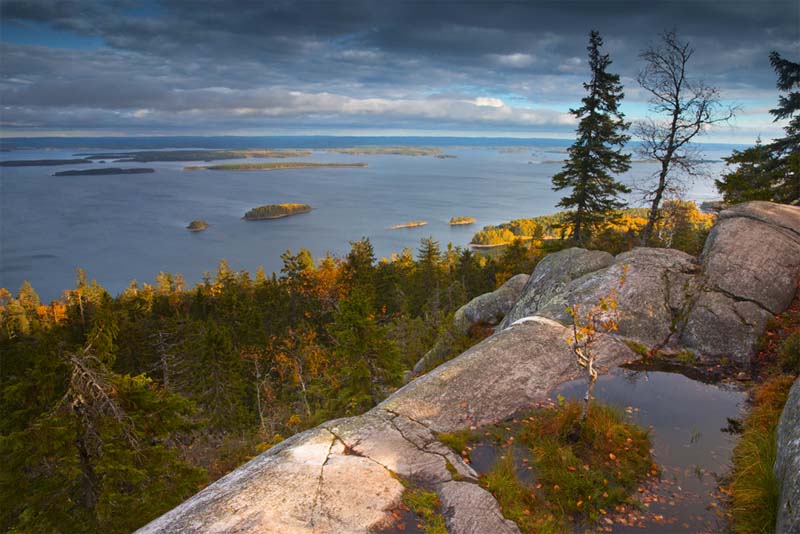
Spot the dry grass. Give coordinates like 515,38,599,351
728,375,795,534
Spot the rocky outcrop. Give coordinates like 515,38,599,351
140,317,612,533
412,273,528,374
775,379,800,534
501,203,800,363
499,247,614,329
140,202,800,533
775,376,800,534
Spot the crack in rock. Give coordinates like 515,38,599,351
309,430,337,528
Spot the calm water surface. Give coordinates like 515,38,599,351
1,142,727,301
554,370,745,533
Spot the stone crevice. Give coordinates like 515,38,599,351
309,430,337,528
707,285,774,316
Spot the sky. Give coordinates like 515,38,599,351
0,0,797,143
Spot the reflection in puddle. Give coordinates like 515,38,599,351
553,369,745,533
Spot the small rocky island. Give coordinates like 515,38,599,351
389,220,428,229
54,167,155,176
449,216,476,225
243,203,312,220
186,220,209,232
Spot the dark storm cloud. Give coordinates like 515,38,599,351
0,0,796,138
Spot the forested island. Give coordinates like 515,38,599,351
186,220,209,231
0,158,92,166
54,167,155,176
185,162,367,171
389,220,428,229
449,216,476,225
79,149,313,162
243,203,312,220
325,147,446,156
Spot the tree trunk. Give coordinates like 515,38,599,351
74,406,100,512
253,359,268,435
581,371,597,423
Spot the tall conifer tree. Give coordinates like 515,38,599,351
552,30,631,242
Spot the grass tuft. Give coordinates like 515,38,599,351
728,375,794,534
402,487,447,534
482,452,564,534
437,429,473,454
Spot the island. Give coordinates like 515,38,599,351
389,221,428,229
185,162,367,171
325,147,444,157
0,159,92,166
243,204,312,220
54,167,155,176
78,149,313,163
449,216,476,226
186,220,209,232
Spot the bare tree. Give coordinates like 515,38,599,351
635,30,735,244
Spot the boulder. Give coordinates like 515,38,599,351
679,290,773,363
775,376,800,534
718,200,800,240
412,273,528,374
700,216,800,315
499,247,614,329
457,273,529,327
529,247,700,349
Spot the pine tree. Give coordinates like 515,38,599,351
552,30,631,243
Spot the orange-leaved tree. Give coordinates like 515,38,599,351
566,265,628,422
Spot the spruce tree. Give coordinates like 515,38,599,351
716,53,799,204
552,30,631,242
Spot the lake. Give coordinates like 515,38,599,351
0,137,733,302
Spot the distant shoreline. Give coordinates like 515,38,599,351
0,159,92,166
54,167,155,176
186,162,368,171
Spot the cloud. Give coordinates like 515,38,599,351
490,53,535,68
0,0,795,140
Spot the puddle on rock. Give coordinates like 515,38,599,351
468,441,538,486
372,504,425,534
553,368,745,534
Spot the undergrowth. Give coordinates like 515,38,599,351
728,284,800,534
728,375,794,534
